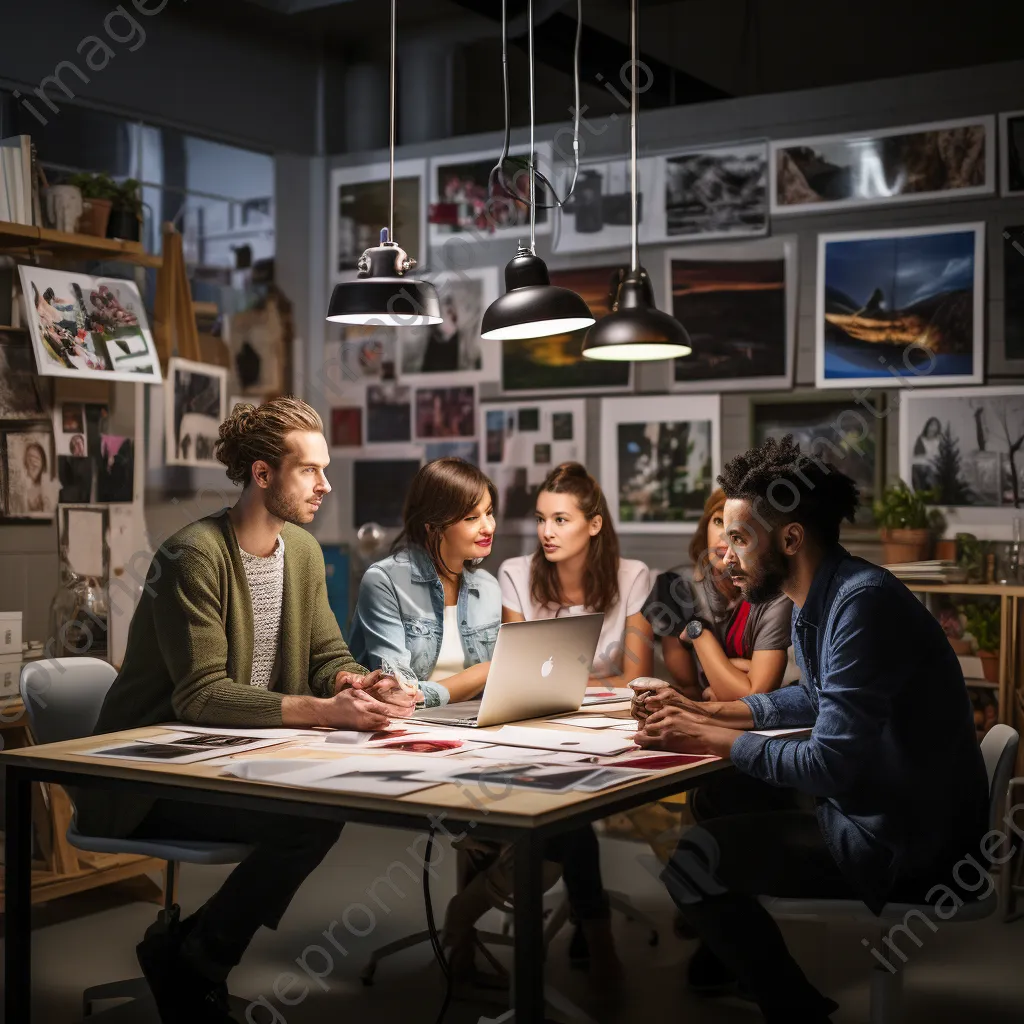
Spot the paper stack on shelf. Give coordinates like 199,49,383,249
958,654,997,689
0,136,34,225
883,560,966,583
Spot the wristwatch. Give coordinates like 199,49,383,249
684,619,705,642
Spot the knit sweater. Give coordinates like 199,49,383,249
76,510,365,838
239,535,285,689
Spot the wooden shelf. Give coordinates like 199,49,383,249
0,221,162,268
904,582,1024,596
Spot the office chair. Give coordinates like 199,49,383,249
762,724,1020,1024
19,657,252,1018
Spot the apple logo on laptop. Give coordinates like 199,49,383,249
541,656,554,678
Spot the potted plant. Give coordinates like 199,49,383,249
107,178,142,242
67,172,118,237
962,601,1001,683
873,480,946,564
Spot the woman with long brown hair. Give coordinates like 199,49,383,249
499,461,654,685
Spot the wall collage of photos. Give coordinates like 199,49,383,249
325,110,1024,536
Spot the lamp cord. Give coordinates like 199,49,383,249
388,0,396,244
629,0,639,273
528,0,536,253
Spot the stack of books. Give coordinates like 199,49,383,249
883,560,966,583
0,135,36,226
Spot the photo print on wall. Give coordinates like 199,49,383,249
1005,226,1024,368
816,223,984,389
414,386,476,440
3,429,58,519
165,358,228,468
0,330,46,420
353,459,423,529
999,111,1024,196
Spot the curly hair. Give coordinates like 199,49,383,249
215,396,323,487
717,435,859,546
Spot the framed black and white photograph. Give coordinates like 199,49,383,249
165,358,227,468
353,459,422,528
751,394,884,528
479,399,587,533
0,330,46,420
552,156,659,254
771,116,995,215
816,223,984,390
667,235,796,392
600,395,720,535
899,387,1024,537
656,141,769,241
1001,225,1024,374
414,386,476,440
330,159,427,276
18,267,162,384
366,382,412,443
399,268,500,383
3,429,57,519
1000,111,1024,196
429,143,552,247
501,263,632,395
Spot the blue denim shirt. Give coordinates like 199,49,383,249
731,546,988,914
347,545,501,708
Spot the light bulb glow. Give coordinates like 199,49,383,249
582,341,691,361
481,316,596,341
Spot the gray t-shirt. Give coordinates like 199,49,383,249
643,569,793,690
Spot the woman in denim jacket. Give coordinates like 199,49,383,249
349,458,500,709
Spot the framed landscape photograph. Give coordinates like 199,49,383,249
399,267,499,384
771,116,994,215
479,399,587,533
816,223,984,390
668,235,796,392
500,263,632,395
429,143,552,247
600,395,720,535
657,140,769,241
165,358,228,468
18,267,162,384
1000,111,1024,196
751,394,884,527
899,387,1024,536
330,159,427,276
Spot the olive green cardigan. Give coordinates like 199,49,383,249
75,511,365,838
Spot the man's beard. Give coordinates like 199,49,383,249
265,484,309,526
732,540,789,605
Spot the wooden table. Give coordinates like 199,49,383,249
1,705,731,1022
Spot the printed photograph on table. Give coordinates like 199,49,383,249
366,382,412,443
17,266,162,384
165,358,228,468
899,388,1024,525
553,156,658,254
414,386,475,439
816,224,984,390
659,140,768,241
668,235,796,392
0,331,46,419
329,407,363,448
429,144,552,246
752,395,883,527
600,395,720,534
500,264,632,394
330,159,427,275
999,111,1024,196
399,268,499,382
479,399,586,532
3,429,57,519
1003,225,1024,370
771,116,994,214
353,459,422,528
425,440,479,465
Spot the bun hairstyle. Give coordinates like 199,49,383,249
394,458,498,577
215,396,323,487
531,461,620,614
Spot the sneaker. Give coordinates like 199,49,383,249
136,906,235,1023
685,942,737,997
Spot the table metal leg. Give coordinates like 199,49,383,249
5,765,33,1022
512,832,545,1022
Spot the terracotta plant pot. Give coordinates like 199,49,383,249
881,528,931,565
979,650,1000,684
78,197,113,237
935,539,958,561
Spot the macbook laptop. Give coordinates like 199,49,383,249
412,613,604,728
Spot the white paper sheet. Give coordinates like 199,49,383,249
66,507,106,577
173,725,322,740
549,716,632,730
467,744,593,764
75,732,286,764
581,687,633,706
490,726,636,756
752,728,812,738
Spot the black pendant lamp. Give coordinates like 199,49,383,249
582,0,691,361
480,0,594,342
326,0,441,328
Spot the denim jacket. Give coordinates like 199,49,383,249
731,546,988,914
347,545,502,707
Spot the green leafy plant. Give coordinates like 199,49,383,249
956,532,985,582
112,178,142,218
872,480,947,535
961,600,1000,653
67,172,118,201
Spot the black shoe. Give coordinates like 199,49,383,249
568,922,589,969
686,942,737,997
136,905,234,1023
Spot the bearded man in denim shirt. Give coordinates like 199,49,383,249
633,436,988,1023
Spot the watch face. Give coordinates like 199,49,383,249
686,619,703,640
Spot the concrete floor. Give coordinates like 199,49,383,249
5,824,1024,1024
